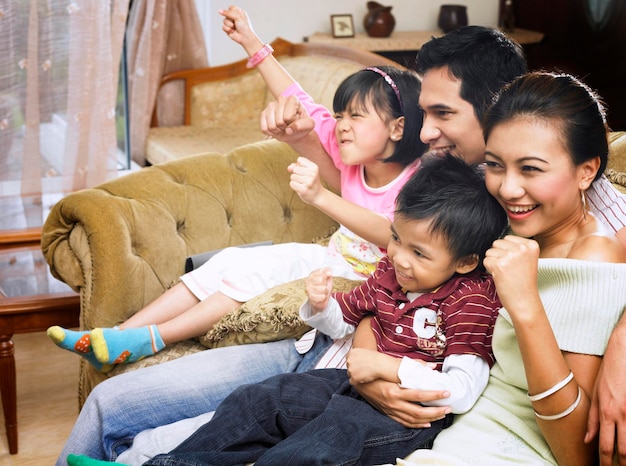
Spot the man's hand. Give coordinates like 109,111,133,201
260,95,316,144
586,318,626,465
351,316,450,428
304,268,333,314
352,379,451,428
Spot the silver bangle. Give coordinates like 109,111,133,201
528,371,574,402
534,386,582,421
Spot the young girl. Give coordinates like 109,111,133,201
47,7,426,370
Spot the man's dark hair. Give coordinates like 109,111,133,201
396,153,507,268
415,25,528,123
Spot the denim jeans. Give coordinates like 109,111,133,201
146,369,453,466
56,333,333,465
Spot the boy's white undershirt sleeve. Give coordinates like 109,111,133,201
299,298,356,340
397,353,490,414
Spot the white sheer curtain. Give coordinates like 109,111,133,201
0,0,130,238
125,0,208,165
0,0,208,237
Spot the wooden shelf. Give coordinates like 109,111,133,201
305,28,544,53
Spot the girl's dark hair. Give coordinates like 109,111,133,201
396,153,507,269
415,25,527,123
483,71,609,180
332,66,427,166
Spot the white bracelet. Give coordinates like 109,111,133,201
534,386,582,421
528,371,574,402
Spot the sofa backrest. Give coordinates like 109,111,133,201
151,37,405,129
188,54,369,128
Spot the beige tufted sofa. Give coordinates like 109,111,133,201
146,38,401,165
42,138,341,406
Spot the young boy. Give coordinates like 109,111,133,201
130,153,508,466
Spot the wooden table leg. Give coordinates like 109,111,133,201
0,333,17,454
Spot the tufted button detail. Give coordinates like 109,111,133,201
232,160,247,173
282,206,292,222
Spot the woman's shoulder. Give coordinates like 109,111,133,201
568,230,626,263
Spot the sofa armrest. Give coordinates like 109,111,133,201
41,139,339,329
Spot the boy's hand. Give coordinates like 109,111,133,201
305,268,333,314
288,157,325,204
260,96,316,144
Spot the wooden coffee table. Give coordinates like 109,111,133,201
0,243,79,454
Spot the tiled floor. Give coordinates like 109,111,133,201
0,332,79,465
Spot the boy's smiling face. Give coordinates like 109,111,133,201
387,215,476,294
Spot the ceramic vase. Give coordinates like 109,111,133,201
364,1,396,38
438,5,469,33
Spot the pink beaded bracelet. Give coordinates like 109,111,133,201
246,43,274,69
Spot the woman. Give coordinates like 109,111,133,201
395,72,626,465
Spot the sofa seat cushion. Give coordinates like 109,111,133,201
146,122,264,164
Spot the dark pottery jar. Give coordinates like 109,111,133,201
438,5,468,33
364,1,396,38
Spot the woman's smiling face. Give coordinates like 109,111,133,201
484,117,586,241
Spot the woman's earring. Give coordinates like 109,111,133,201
581,190,587,219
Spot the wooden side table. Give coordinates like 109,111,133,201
0,243,79,454
305,29,544,68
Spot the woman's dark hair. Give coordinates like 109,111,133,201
483,71,609,180
415,25,527,123
396,153,507,269
332,66,427,166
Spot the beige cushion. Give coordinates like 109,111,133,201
607,168,626,194
608,131,626,173
199,276,362,348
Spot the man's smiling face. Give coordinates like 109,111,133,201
418,65,486,165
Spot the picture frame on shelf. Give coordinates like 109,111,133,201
331,14,355,38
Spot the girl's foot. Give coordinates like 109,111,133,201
46,326,112,373
91,325,165,365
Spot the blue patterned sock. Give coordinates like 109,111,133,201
46,326,111,373
91,325,165,365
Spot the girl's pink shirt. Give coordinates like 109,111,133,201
282,83,420,222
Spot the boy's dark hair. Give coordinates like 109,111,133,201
333,66,427,166
395,153,507,268
415,25,527,123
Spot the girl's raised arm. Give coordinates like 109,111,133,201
220,6,296,98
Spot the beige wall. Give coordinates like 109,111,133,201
196,0,500,66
